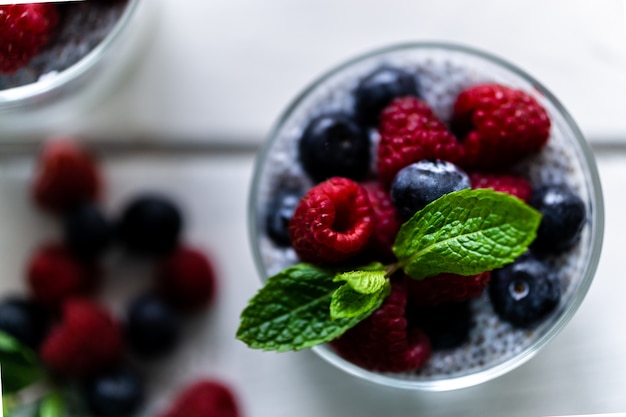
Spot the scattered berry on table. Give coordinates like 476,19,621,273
469,172,533,203
27,243,98,309
125,293,180,358
353,66,420,126
32,139,102,213
0,297,49,349
63,202,112,260
265,188,304,247
489,253,561,328
407,301,473,351
390,159,470,220
40,298,124,377
377,96,465,187
0,4,60,73
405,271,491,307
83,365,145,417
530,185,586,255
331,279,432,372
289,177,373,264
156,246,216,313
160,379,240,417
360,181,402,263
298,113,371,183
116,194,183,257
451,83,551,170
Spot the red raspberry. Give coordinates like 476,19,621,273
32,139,102,213
0,4,59,74
452,84,550,170
289,177,373,264
470,172,532,203
27,243,98,309
39,299,124,377
360,181,402,263
331,279,431,373
377,97,465,187
161,380,240,417
405,271,491,307
157,246,217,314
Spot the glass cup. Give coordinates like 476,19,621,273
248,42,604,390
0,0,153,134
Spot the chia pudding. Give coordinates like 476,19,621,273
0,1,128,91
249,43,603,389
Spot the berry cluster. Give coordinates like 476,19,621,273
0,139,239,417
265,66,587,373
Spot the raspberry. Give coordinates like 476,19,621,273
0,4,59,73
470,172,532,203
27,243,98,309
40,299,124,377
156,246,217,313
32,139,102,213
451,84,550,170
405,272,491,307
289,177,373,264
331,279,431,373
377,97,465,187
160,380,240,417
360,181,402,263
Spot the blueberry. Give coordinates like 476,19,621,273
390,160,470,220
489,254,561,328
0,297,48,349
126,293,180,358
353,66,420,126
116,195,183,257
298,113,370,183
407,301,473,350
265,189,304,247
63,203,112,260
531,185,586,255
83,365,144,417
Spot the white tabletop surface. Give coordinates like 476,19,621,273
2,1,626,416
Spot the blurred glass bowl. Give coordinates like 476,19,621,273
0,0,152,134
248,42,604,390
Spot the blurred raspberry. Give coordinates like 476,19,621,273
405,272,491,307
470,172,533,202
360,181,402,263
161,380,240,417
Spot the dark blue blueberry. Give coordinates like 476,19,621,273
531,185,586,255
0,297,49,349
298,113,370,183
407,301,473,351
489,254,561,328
83,365,144,417
390,159,470,220
126,293,180,358
266,189,304,247
64,203,112,260
353,66,420,126
116,195,183,257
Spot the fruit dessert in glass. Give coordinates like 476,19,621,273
0,0,148,131
239,42,603,390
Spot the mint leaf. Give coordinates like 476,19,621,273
237,264,366,351
38,391,65,417
393,189,541,280
330,271,391,320
0,332,45,395
333,264,387,294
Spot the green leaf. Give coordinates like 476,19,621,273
237,264,367,351
38,391,65,417
0,332,45,395
393,189,541,280
330,278,390,320
333,265,387,294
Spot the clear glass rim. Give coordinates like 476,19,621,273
0,0,141,109
248,41,605,391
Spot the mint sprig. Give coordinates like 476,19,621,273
237,189,542,351
0,331,45,395
393,189,541,280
